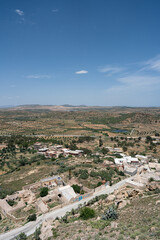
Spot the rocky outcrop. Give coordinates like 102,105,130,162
146,181,160,191
106,194,116,202
116,199,131,209
39,220,53,240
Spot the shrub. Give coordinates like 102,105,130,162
27,213,36,222
101,147,109,155
118,170,125,176
0,188,14,199
40,187,48,197
79,172,88,179
80,207,95,220
149,177,154,182
80,148,92,155
16,232,27,240
154,188,160,194
72,184,81,193
122,146,128,152
98,170,112,182
52,228,59,238
97,182,103,187
7,199,15,206
34,227,41,240
90,171,98,177
79,169,89,179
93,158,104,164
101,206,118,220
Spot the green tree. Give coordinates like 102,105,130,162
72,184,81,193
27,214,36,222
101,147,109,155
122,146,128,152
40,187,48,197
7,199,15,206
34,227,41,240
99,137,103,147
80,207,95,220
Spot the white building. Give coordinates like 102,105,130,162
58,185,77,202
114,156,139,165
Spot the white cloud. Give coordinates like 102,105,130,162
15,9,24,16
26,74,51,79
98,65,124,76
119,75,160,87
140,55,160,72
104,75,160,106
52,9,59,13
75,70,88,74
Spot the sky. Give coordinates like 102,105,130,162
0,0,160,107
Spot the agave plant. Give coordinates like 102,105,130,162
101,206,118,220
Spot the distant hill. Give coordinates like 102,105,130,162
1,104,160,112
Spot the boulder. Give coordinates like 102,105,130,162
150,226,156,232
117,199,130,209
107,194,116,202
39,220,53,240
116,194,123,200
127,189,140,198
53,220,60,229
156,200,160,205
147,182,160,191
111,221,118,229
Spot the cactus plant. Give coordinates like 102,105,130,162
101,206,118,220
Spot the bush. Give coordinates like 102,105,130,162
101,147,109,155
16,232,27,240
72,184,81,193
154,188,160,194
79,169,89,179
80,207,95,220
122,146,128,152
80,148,92,155
149,177,154,182
93,158,103,164
34,227,41,240
0,188,14,199
117,170,125,176
27,213,36,222
7,199,15,206
90,171,98,177
97,182,103,187
101,206,118,220
40,187,48,197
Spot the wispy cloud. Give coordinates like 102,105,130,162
26,74,51,79
104,75,160,106
75,70,88,74
118,75,160,87
98,65,124,76
15,9,24,16
52,9,59,13
140,55,160,72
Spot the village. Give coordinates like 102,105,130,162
0,140,160,228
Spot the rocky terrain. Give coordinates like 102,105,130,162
34,181,160,240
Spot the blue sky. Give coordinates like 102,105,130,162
1,0,160,107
